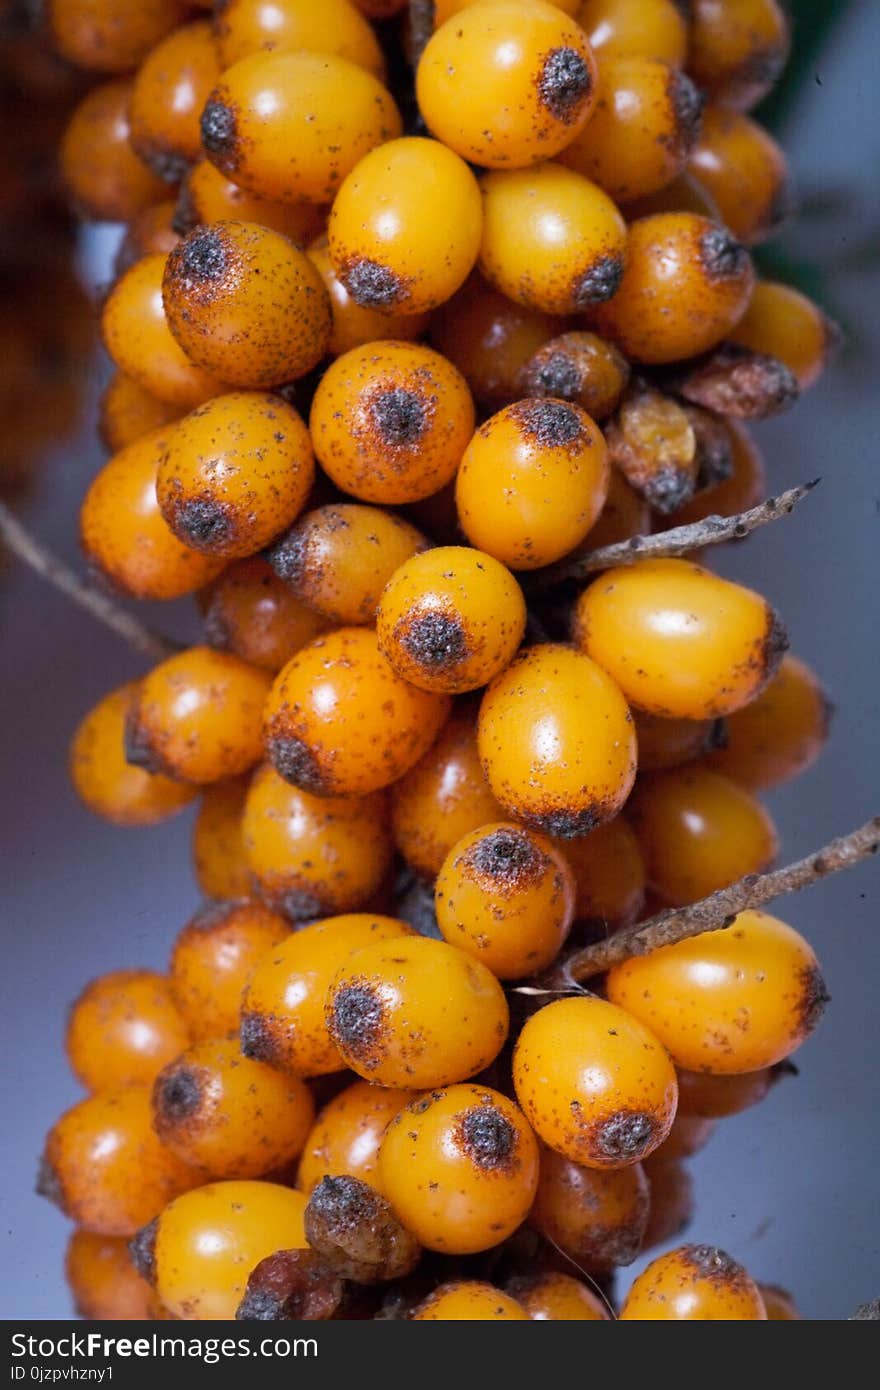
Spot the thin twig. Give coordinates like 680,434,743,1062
529,480,820,589
548,817,879,984
0,501,177,662
408,1,434,66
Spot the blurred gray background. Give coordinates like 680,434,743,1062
1,2,878,1321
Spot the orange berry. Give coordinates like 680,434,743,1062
578,0,688,67
583,466,651,549
456,399,609,570
65,1231,154,1321
620,1244,767,1319
213,0,385,77
708,654,831,791
594,213,755,363
530,1143,649,1269
326,935,509,1087
153,1036,315,1178
626,764,778,906
688,0,790,112
379,1085,539,1253
512,996,678,1168
676,1066,778,1120
242,763,394,920
129,20,221,183
412,1281,528,1320
574,558,787,719
729,281,839,390
191,776,252,900
47,0,188,74
98,372,182,453
434,823,574,978
126,646,272,785
520,330,630,420
178,159,327,245
70,682,196,826
307,234,429,356
606,909,828,1075
297,1080,413,1196
60,79,167,222
201,558,328,673
689,106,791,246
417,1,597,169
554,816,646,928
508,1271,609,1320
263,627,451,797
169,899,291,1042
480,164,627,315
267,503,427,627
163,222,331,388
201,50,401,205
478,644,636,836
633,710,716,772
240,913,413,1076
38,1087,196,1236
760,1284,801,1320
67,970,190,1093
309,341,474,505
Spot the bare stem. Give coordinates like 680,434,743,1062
0,501,177,662
550,817,880,985
530,480,820,589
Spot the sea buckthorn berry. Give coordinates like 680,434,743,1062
70,683,196,827
574,558,787,719
201,558,328,672
728,281,839,390
129,21,222,184
297,1080,413,1196
520,331,629,420
65,1231,154,1321
201,51,402,205
80,429,225,601
619,1244,767,1319
263,628,452,797
60,80,167,223
391,708,504,880
553,816,646,928
604,381,697,514
240,914,412,1076
99,374,182,454
38,1087,196,1236
417,1,597,170
328,138,482,317
633,710,717,772
306,235,428,355
594,214,755,363
114,203,181,279
480,165,627,315
412,1281,528,1320
436,0,582,18
434,823,574,979
688,0,790,112
560,57,703,203
152,1037,315,1179
163,222,331,389
242,765,394,919
641,1155,693,1249
326,936,509,1087
671,341,799,420
456,399,609,570
146,1181,308,1320
377,546,527,695
267,504,427,627
235,1247,343,1320
607,909,828,1075
213,0,385,77
508,1272,609,1320
309,342,474,506
707,655,831,791
379,1085,538,1254
355,0,406,15
478,645,636,836
669,419,765,525
760,1284,801,1320
156,391,314,559
67,970,190,1093
178,160,327,245
430,275,565,409
102,255,227,409
626,765,778,905
583,466,651,550
191,777,252,900
530,1144,649,1269
304,1175,420,1284
676,1066,778,1120
689,107,791,246
578,0,688,67
47,0,188,74
126,647,272,785
169,899,291,1042
512,996,678,1168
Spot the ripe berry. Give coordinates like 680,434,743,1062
297,1080,413,1197
619,1244,767,1319
191,777,252,900
169,899,291,1042
200,558,328,673
411,1281,528,1320
530,1143,649,1269
66,970,190,1092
